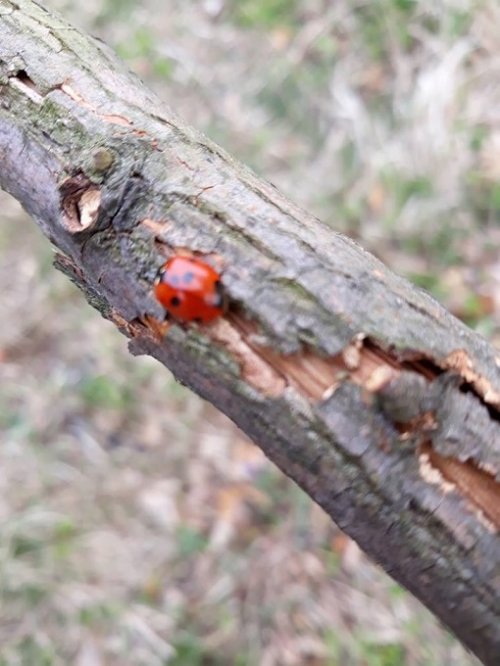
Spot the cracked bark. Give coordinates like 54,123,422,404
1,2,500,663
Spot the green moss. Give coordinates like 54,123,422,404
79,373,133,409
17,637,55,666
114,26,174,81
53,519,77,560
469,124,489,153
169,633,206,666
229,0,301,30
356,0,418,60
36,97,90,149
465,170,500,225
254,59,334,143
383,171,434,215
175,526,209,556
93,0,135,23
357,639,406,666
447,10,473,38
78,602,119,627
407,272,449,301
54,257,113,318
23,584,48,607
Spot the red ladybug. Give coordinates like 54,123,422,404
154,256,226,323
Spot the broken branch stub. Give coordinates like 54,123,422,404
1,2,500,663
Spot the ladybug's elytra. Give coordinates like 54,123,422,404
154,256,226,324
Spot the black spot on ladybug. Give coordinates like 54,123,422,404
182,271,195,285
193,317,203,324
170,296,181,307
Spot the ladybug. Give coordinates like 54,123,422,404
154,256,226,324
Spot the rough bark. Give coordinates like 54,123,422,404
1,2,500,663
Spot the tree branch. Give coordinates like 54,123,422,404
1,2,499,663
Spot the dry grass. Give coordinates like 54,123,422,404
2,0,499,663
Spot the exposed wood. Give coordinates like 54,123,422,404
1,2,500,663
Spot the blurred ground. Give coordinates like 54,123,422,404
1,0,499,664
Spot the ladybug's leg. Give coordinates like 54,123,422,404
211,280,226,309
142,314,171,340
